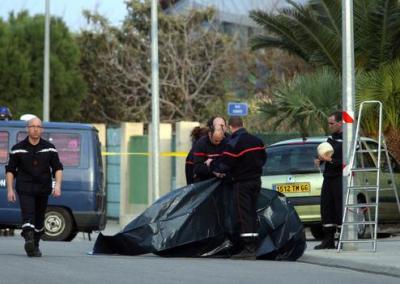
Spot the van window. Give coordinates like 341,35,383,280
0,131,9,163
17,131,80,167
48,133,81,167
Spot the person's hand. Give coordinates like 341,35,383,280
204,158,213,167
314,158,321,167
319,154,332,162
213,172,225,178
52,185,62,197
7,190,16,203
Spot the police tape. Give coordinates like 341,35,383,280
101,151,188,157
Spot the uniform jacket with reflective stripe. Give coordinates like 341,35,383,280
192,135,227,182
5,137,63,195
212,128,267,182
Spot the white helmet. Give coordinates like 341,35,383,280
20,114,38,121
317,142,334,158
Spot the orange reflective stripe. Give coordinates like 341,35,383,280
222,146,265,158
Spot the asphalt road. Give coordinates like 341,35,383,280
1,233,399,284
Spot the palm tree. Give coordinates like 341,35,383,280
356,59,400,160
250,0,400,72
259,67,341,137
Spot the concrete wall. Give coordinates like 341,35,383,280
148,123,173,203
119,122,144,227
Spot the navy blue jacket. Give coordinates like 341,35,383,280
213,128,266,182
192,135,226,182
5,137,63,195
323,132,343,178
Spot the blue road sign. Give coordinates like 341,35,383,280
227,102,248,116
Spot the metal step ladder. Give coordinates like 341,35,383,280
337,101,400,252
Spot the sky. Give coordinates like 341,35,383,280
0,0,128,31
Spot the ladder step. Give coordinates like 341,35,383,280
339,240,376,243
351,168,379,172
342,221,376,225
345,203,378,208
348,186,378,191
380,187,397,191
347,186,395,192
356,149,384,153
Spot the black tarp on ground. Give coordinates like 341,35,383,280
93,178,306,260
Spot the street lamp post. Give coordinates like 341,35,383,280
151,0,160,202
43,0,50,121
342,0,357,249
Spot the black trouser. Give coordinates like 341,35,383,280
18,193,49,232
320,175,343,227
232,179,261,235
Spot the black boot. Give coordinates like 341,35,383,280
33,231,43,257
231,237,258,260
21,229,35,257
314,227,336,250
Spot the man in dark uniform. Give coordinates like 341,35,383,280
192,126,226,182
314,111,343,249
6,117,63,257
212,116,267,259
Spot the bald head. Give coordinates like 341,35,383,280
27,117,41,127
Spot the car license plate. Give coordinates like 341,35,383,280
273,182,311,193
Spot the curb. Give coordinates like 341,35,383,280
299,254,400,278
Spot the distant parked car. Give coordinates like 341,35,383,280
261,137,400,239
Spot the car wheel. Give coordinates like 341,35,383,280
356,195,368,239
42,207,75,241
355,207,368,238
310,224,324,240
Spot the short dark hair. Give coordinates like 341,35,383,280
190,126,208,142
228,116,243,128
329,111,342,122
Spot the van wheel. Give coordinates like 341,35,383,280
42,207,75,241
310,224,324,240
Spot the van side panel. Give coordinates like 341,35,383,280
0,127,20,226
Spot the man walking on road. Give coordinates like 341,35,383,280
6,117,63,257
212,116,267,259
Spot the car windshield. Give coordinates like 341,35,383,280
263,143,321,175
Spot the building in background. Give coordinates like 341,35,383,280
161,0,290,47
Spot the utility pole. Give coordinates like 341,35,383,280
342,0,357,249
43,0,50,121
151,0,160,202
